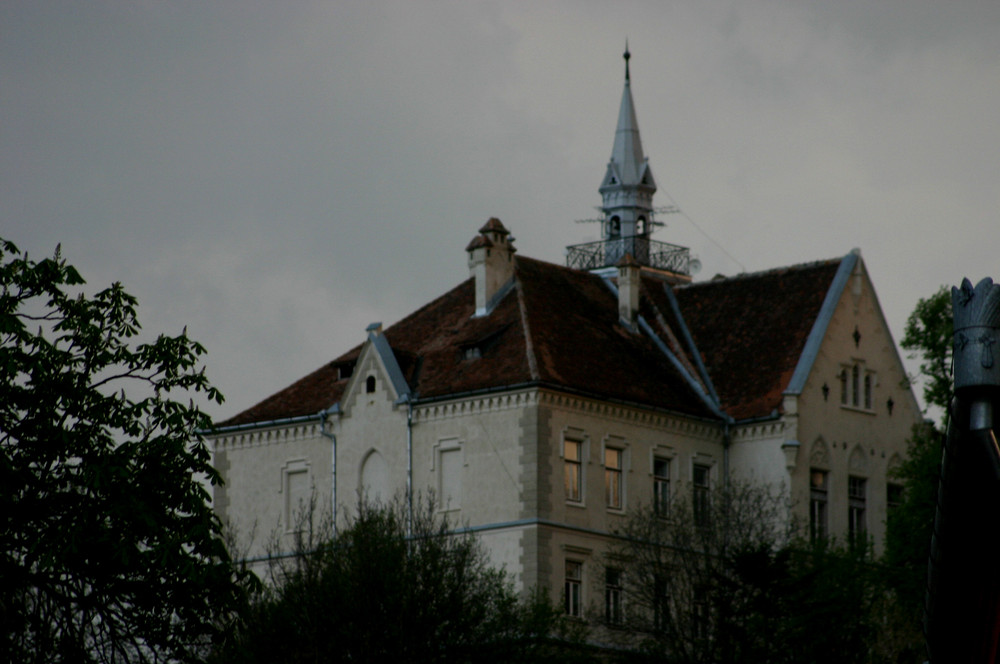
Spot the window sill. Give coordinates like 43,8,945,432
839,404,876,415
567,500,587,509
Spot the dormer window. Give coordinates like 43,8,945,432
462,346,482,360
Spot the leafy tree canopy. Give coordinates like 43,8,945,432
901,285,953,418
0,240,251,663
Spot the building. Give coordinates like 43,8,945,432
208,50,921,616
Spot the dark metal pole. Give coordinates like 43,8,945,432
925,277,1000,662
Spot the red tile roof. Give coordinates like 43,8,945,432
218,256,716,427
217,254,843,428
672,258,843,420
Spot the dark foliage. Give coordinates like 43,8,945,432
214,497,588,664
608,482,918,663
0,239,252,663
901,286,953,416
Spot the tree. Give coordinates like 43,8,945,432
213,496,588,664
901,285,953,416
0,240,251,663
877,287,956,659
607,482,898,664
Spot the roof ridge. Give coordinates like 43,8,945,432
514,267,540,381
676,255,845,288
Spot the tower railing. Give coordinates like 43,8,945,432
565,236,691,274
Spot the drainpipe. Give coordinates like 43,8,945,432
319,407,337,537
405,397,414,536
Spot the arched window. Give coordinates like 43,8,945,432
636,216,646,236
608,216,621,237
365,376,376,393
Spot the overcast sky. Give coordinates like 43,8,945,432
4,1,997,420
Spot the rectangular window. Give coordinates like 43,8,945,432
605,447,623,510
851,365,860,407
887,483,904,511
565,440,582,502
840,368,848,405
439,447,462,510
605,568,623,625
565,561,582,617
654,457,670,516
848,476,867,546
863,373,873,410
693,463,711,528
653,575,670,633
809,469,828,541
693,586,710,641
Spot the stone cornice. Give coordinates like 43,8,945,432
540,390,722,441
730,419,786,444
211,422,320,451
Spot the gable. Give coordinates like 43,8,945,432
673,257,844,421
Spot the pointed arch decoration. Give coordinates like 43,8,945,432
360,449,389,506
809,437,831,469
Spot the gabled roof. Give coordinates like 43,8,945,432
218,256,718,428
217,250,851,429
672,257,846,421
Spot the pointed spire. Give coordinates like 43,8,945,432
624,41,631,82
605,46,650,188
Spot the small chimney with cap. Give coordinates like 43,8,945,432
466,218,516,317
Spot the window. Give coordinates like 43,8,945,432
565,561,582,617
281,459,311,531
887,483,904,511
565,440,582,503
693,586,710,641
365,375,376,393
439,447,462,511
848,476,867,546
605,567,624,625
654,457,670,516
809,469,828,541
693,463,711,528
841,362,875,411
653,575,670,633
605,447,623,510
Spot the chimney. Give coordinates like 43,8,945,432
617,253,641,329
466,218,516,317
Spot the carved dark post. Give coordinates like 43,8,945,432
926,277,1000,662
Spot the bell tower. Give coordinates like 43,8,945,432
598,45,657,249
566,47,692,281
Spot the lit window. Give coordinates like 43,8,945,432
565,561,582,617
809,469,828,541
565,440,582,503
605,448,623,510
693,464,711,528
654,457,670,516
848,476,867,546
605,568,623,625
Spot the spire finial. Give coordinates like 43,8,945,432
624,41,631,82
